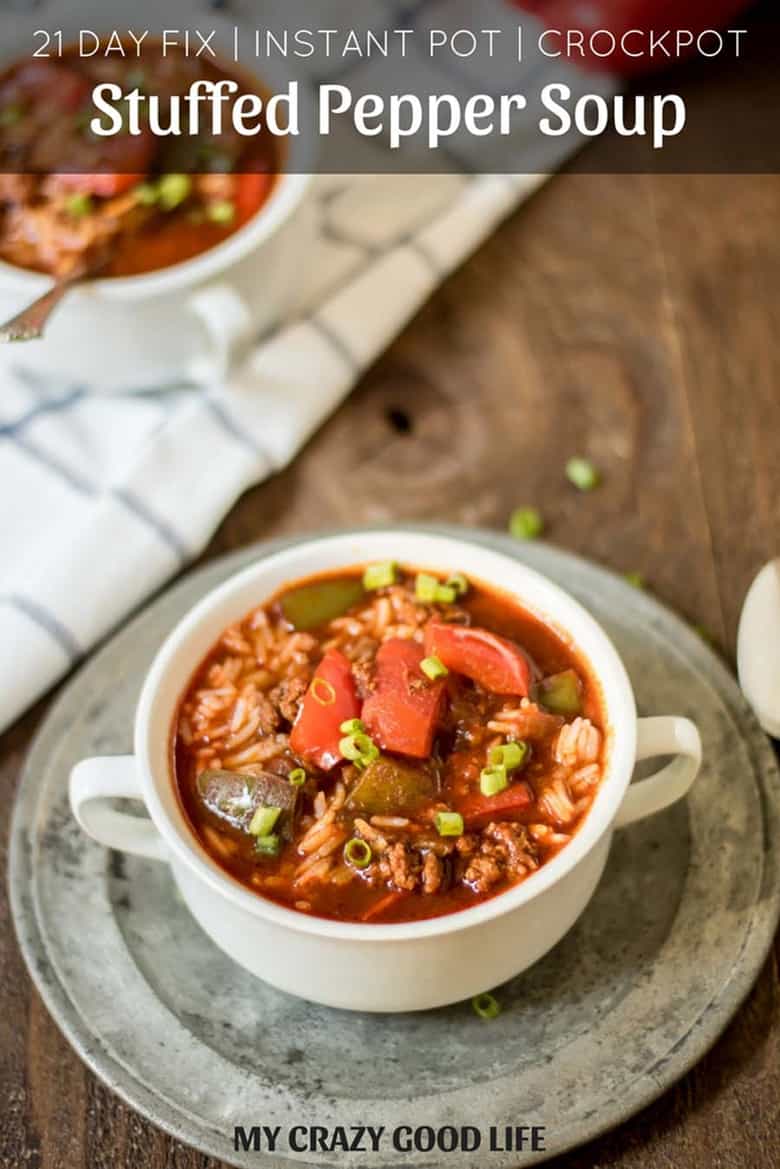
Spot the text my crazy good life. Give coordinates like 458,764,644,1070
91,79,686,150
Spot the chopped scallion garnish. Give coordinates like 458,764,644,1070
472,992,501,1020
344,837,372,869
488,740,528,772
435,584,457,604
420,655,448,681
434,810,464,837
566,456,600,492
134,182,159,206
415,572,459,605
415,572,439,603
624,571,646,590
288,768,307,787
64,193,93,219
254,833,281,858
157,173,191,211
445,572,469,597
480,764,509,797
248,806,282,837
339,730,380,769
363,561,398,590
509,507,544,541
207,199,236,225
339,718,365,734
311,677,336,706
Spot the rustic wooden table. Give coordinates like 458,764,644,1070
2,65,779,1169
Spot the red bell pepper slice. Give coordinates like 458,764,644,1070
362,639,446,759
458,782,534,829
423,622,531,697
235,172,274,224
289,649,361,770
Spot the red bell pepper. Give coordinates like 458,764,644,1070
458,782,534,829
362,639,446,759
289,649,361,770
423,622,531,697
235,172,274,223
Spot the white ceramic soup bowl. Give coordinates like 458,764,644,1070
69,531,702,1012
0,0,316,392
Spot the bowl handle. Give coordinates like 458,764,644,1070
614,717,702,828
186,282,254,382
69,756,167,862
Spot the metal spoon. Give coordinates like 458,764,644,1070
0,271,88,342
0,253,107,342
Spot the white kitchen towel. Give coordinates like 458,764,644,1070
0,0,617,732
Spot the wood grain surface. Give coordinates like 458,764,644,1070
2,71,779,1169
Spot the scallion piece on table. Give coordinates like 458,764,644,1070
363,561,398,590
488,740,528,772
288,768,307,787
566,456,601,492
509,507,544,540
344,837,372,869
434,810,464,837
248,805,282,837
207,199,236,225
254,833,281,858
480,764,509,797
472,992,501,1020
157,173,192,210
64,193,93,219
420,655,448,681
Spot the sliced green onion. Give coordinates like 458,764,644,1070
288,768,307,787
472,992,501,1020
248,806,282,837
435,584,457,604
134,182,159,206
363,561,397,590
489,740,529,772
415,572,439,602
207,199,236,225
445,572,469,597
480,764,509,797
339,718,365,734
420,655,448,681
157,173,191,211
311,677,336,706
64,193,93,219
254,833,281,858
344,837,372,869
435,810,464,837
566,456,601,492
509,506,544,541
624,571,646,590
339,731,380,769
